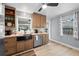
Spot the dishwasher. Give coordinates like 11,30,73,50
34,34,43,47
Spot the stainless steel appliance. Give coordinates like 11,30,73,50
34,34,42,47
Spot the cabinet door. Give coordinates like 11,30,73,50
45,34,49,44
25,39,33,50
32,13,41,28
32,13,46,28
17,41,25,52
42,34,49,45
5,46,16,55
41,15,46,28
32,13,37,28
36,14,41,28
32,13,39,28
4,37,17,55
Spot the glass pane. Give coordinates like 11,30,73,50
62,14,73,35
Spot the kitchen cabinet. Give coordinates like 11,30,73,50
32,13,37,28
32,13,41,28
5,5,15,35
32,13,46,28
4,33,48,55
42,34,49,45
17,36,33,52
25,39,33,50
41,15,46,28
4,37,17,55
36,14,41,28
17,41,25,52
4,35,34,55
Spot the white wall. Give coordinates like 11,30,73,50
0,4,5,38
50,9,79,49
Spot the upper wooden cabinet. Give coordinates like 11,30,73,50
32,13,46,28
40,15,46,28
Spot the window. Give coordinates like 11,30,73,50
60,13,75,36
18,17,31,32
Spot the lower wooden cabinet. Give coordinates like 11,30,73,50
45,34,49,44
5,46,16,55
17,41,25,52
4,34,48,55
4,36,34,55
42,34,49,45
25,39,33,50
4,37,17,55
17,39,33,52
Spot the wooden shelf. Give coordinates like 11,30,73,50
5,5,15,35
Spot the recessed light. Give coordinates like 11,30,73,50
42,4,47,9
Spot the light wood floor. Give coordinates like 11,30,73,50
34,41,79,56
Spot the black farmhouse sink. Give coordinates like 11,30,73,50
16,34,32,41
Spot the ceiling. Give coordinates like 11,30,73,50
5,3,42,13
5,3,79,19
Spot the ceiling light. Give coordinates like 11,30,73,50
42,4,47,9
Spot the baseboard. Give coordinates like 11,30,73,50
50,39,79,51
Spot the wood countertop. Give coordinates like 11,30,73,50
5,32,48,38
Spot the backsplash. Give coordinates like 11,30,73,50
18,17,31,32
32,28,48,33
